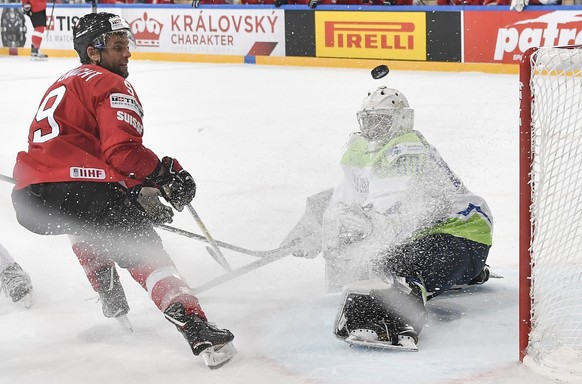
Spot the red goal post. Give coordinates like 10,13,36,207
519,45,582,381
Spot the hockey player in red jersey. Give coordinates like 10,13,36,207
21,0,47,60
11,12,235,368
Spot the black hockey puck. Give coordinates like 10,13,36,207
371,65,389,80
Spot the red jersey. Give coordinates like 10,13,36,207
13,64,159,190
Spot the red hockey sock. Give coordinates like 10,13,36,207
72,242,115,292
128,263,206,320
32,26,45,49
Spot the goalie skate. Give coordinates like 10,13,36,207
449,266,503,291
344,328,418,352
200,341,237,369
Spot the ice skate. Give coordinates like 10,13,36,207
0,262,33,308
164,302,236,369
468,265,490,285
30,44,48,61
450,265,499,291
95,267,132,331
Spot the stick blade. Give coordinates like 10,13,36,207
206,246,232,272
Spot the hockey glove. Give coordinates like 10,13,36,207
129,186,174,225
22,3,31,16
150,156,196,212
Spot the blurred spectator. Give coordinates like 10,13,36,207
437,0,561,5
437,0,483,4
274,0,415,4
504,0,561,10
190,0,226,4
241,0,273,4
96,0,141,3
368,0,415,3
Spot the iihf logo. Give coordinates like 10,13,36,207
70,167,106,180
130,12,163,48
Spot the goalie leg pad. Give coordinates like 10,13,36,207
334,278,426,351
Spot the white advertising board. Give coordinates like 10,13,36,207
1,6,286,57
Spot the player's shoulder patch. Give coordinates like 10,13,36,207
110,93,144,118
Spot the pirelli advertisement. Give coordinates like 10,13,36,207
313,11,460,62
316,11,427,61
0,4,578,65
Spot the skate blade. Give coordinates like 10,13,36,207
19,291,34,309
30,56,48,61
115,315,133,332
489,271,503,279
201,342,237,369
344,333,418,352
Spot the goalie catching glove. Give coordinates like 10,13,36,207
147,156,196,212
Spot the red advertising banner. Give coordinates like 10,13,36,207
465,10,582,64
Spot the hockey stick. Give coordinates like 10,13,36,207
159,222,297,293
192,248,289,294
45,0,56,38
0,173,15,184
186,204,232,271
156,223,292,258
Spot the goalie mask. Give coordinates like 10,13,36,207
357,87,414,141
73,12,136,64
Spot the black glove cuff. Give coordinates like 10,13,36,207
144,160,163,187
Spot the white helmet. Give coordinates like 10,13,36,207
356,86,414,141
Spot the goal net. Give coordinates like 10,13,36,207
520,45,582,382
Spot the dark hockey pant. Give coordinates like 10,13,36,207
12,182,206,319
377,233,490,299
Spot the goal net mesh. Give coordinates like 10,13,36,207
524,46,582,380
